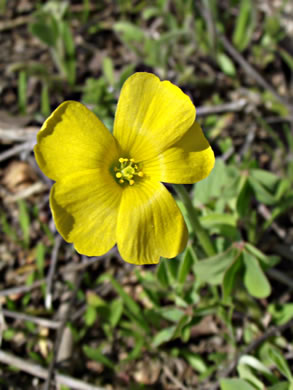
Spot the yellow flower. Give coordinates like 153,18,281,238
34,73,214,265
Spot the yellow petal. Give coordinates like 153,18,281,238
113,73,195,162
116,180,188,265
143,121,215,184
50,169,122,256
34,101,119,181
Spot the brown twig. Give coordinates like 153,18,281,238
238,125,257,158
6,182,47,203
61,247,117,274
0,16,32,32
1,309,60,329
0,350,106,390
0,140,35,162
56,267,81,369
163,365,191,390
0,279,45,297
45,235,62,310
257,204,286,239
44,271,84,390
0,127,37,142
196,99,248,116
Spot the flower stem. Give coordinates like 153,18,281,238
174,184,215,257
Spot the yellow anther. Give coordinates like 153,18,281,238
114,157,144,186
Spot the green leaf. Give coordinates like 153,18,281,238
222,257,242,302
83,345,115,370
1,212,17,241
239,355,272,376
84,306,97,326
61,21,75,56
156,259,170,288
269,303,293,325
123,336,144,361
200,214,237,228
268,348,293,381
279,48,293,71
275,179,291,201
172,314,191,339
268,383,290,390
181,350,208,374
237,364,265,390
158,307,185,323
3,329,16,341
193,248,237,285
107,275,149,332
108,276,141,318
244,242,270,263
217,53,236,76
152,326,176,347
18,70,27,114
248,176,276,205
237,178,252,218
142,7,161,19
25,321,37,333
244,242,279,267
118,64,136,87
26,272,35,286
41,82,50,117
177,247,196,284
232,0,255,51
28,351,43,365
29,21,57,46
109,298,123,327
86,292,106,308
220,378,256,390
243,251,271,298
64,58,76,86
60,385,70,390
114,21,145,42
102,56,115,87
157,29,187,44
166,258,180,282
250,169,279,191
36,243,46,278
194,159,229,204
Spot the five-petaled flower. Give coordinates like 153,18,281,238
34,72,215,265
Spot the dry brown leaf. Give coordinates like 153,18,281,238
3,160,37,193
133,358,161,384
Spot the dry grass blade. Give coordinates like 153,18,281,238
1,309,60,329
0,350,106,390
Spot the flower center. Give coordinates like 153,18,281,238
114,157,143,185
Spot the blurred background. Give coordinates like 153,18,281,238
1,0,293,389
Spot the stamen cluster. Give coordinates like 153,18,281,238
114,158,144,185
